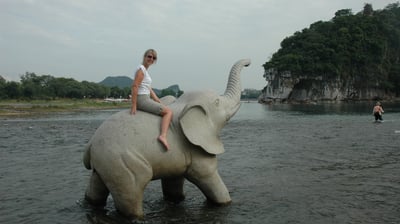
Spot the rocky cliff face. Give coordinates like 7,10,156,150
259,71,393,103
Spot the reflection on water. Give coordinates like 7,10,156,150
1,102,399,223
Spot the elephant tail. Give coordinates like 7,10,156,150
83,142,92,170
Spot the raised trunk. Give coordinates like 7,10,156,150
222,59,251,104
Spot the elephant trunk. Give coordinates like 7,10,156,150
222,59,251,113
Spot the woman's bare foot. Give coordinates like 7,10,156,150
158,135,170,150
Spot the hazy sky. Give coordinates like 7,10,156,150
0,0,396,93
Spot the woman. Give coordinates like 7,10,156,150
130,49,172,150
372,101,384,122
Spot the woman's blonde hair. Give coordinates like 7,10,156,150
143,49,157,63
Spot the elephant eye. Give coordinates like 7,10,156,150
215,99,220,106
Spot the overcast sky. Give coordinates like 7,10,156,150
0,0,396,93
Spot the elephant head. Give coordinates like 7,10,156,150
178,59,251,155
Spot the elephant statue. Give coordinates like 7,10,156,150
83,59,251,219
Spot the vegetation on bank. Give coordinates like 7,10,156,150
1,72,123,100
263,3,400,96
0,72,184,101
1,71,259,103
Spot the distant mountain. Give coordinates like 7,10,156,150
99,76,133,88
99,76,183,97
153,84,182,97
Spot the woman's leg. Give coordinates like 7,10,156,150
158,107,172,150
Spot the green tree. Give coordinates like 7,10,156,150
0,76,6,99
81,81,110,98
4,81,22,99
109,86,125,98
363,3,373,16
63,78,84,98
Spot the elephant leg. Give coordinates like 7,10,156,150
85,170,109,207
109,163,152,220
188,171,231,205
112,185,145,220
161,177,185,203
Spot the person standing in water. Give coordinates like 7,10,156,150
130,49,172,150
372,101,384,122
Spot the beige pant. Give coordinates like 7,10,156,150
136,94,163,115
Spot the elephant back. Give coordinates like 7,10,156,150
91,110,163,154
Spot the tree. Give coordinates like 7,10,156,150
0,76,6,99
81,81,109,98
63,78,84,98
4,81,22,99
363,3,373,16
334,9,353,18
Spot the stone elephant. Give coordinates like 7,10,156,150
83,59,251,219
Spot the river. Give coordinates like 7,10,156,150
1,102,399,224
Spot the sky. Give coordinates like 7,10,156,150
0,0,396,94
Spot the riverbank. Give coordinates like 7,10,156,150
0,99,130,117
258,98,400,105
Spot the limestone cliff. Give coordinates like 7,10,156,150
259,70,393,103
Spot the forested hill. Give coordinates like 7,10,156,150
261,3,400,102
99,76,133,89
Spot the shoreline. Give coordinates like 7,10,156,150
0,99,130,118
2,98,399,118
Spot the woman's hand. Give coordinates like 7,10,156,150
150,88,161,103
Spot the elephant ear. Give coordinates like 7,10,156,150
179,105,225,155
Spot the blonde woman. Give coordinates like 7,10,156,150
130,49,172,150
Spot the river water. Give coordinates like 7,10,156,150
1,102,399,224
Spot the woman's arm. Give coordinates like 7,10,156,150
150,88,161,103
130,70,144,115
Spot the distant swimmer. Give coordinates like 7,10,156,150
372,101,384,122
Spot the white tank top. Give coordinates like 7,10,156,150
136,65,152,95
